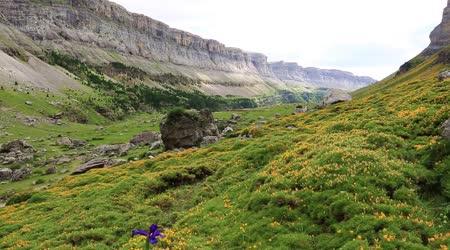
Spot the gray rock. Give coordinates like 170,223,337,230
56,157,72,165
130,132,161,146
201,136,219,146
160,109,219,150
46,166,57,175
0,140,35,164
222,126,234,135
25,101,32,106
11,167,32,181
0,168,12,181
150,140,163,150
295,105,308,113
95,143,133,156
72,158,126,175
72,159,108,175
321,89,352,106
0,140,34,153
438,70,450,81
56,137,86,148
440,119,450,139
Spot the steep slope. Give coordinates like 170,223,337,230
0,33,449,250
0,0,373,96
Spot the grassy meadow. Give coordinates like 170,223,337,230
0,52,449,249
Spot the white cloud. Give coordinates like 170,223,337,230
110,0,447,79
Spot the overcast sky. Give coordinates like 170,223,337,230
110,0,446,79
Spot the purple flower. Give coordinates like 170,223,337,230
132,224,164,245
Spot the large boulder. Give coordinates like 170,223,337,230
0,168,13,181
130,132,161,146
160,109,219,150
321,89,352,106
441,119,450,139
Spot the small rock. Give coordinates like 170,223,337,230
46,166,57,175
201,136,219,146
56,137,86,148
438,70,450,81
57,157,72,165
72,158,126,175
150,140,163,150
295,105,308,113
72,159,108,175
130,132,161,146
440,119,450,139
0,168,13,181
11,167,32,182
222,126,234,135
50,112,63,120
25,101,33,106
95,143,133,156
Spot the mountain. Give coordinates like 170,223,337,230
270,61,376,90
0,0,374,97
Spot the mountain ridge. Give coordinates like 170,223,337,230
0,0,375,95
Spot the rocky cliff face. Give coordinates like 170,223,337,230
270,61,375,91
0,0,374,95
423,0,450,55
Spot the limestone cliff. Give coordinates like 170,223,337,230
423,0,450,55
270,62,375,91
0,0,375,96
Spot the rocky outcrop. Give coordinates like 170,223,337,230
270,61,376,91
0,0,266,74
160,109,219,150
321,89,352,106
422,0,450,55
0,140,35,164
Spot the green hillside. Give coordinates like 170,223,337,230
0,50,449,250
